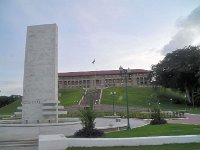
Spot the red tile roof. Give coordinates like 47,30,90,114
58,69,150,77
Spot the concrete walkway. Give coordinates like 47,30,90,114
0,118,148,141
1,113,199,141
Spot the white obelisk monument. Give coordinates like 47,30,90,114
22,24,62,124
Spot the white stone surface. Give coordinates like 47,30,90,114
39,134,200,150
0,118,147,140
39,134,68,150
22,24,60,123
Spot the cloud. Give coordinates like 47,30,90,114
59,31,165,71
162,5,200,54
0,81,23,96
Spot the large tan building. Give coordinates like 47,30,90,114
58,69,151,89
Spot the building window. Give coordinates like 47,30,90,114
144,77,147,85
96,80,100,85
83,80,86,84
137,77,139,84
129,75,132,80
140,77,143,85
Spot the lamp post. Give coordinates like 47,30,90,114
110,92,116,115
119,66,131,130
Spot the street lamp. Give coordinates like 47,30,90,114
110,92,116,115
119,66,131,130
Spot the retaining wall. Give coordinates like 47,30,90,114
39,134,200,150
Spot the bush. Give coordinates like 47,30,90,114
74,127,104,137
150,108,167,125
150,118,167,125
156,88,185,105
73,107,104,138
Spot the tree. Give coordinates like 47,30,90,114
0,95,21,108
152,46,200,106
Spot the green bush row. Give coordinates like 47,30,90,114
118,112,181,119
61,111,184,119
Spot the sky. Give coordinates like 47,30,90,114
0,0,200,96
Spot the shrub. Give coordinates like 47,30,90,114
73,107,104,137
156,88,185,105
150,118,167,125
150,108,167,125
80,107,96,129
74,127,104,137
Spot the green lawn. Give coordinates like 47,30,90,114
0,88,84,115
0,100,21,115
189,108,200,114
59,88,85,106
67,143,200,150
105,124,200,138
101,87,196,111
0,87,199,115
101,87,154,107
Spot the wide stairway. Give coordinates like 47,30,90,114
0,139,37,149
79,89,102,107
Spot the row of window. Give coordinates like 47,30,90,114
59,77,147,85
59,73,147,80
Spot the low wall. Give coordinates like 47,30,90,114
39,134,200,150
39,134,68,150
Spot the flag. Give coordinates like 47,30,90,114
92,59,95,64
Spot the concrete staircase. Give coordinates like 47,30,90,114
0,139,37,148
79,89,102,106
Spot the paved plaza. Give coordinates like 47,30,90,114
0,114,199,141
0,118,148,150
0,114,200,150
0,118,148,141
168,113,200,124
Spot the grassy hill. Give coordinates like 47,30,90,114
0,87,198,115
59,88,85,106
0,100,21,115
101,87,188,111
0,88,85,115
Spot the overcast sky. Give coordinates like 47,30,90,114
0,0,200,96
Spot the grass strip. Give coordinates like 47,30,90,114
104,124,200,138
67,143,200,150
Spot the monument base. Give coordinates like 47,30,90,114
15,101,67,124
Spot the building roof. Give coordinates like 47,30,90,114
58,69,150,77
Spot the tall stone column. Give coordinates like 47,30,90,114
22,24,59,124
